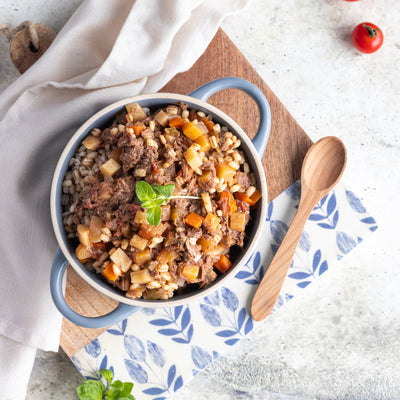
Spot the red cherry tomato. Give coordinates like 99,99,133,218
344,0,360,2
351,22,383,53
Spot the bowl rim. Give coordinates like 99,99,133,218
50,92,268,307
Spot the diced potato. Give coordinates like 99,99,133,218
82,135,101,150
98,182,113,200
181,264,199,283
216,163,236,183
134,210,147,225
138,223,167,240
130,269,153,284
157,248,178,265
89,216,103,243
182,122,204,140
100,159,121,177
194,134,211,152
144,289,170,300
77,224,90,246
183,146,202,171
197,237,212,252
130,234,149,251
170,206,179,223
75,243,90,263
230,211,246,232
201,192,213,213
102,262,121,282
125,103,147,122
198,170,213,189
110,248,132,272
203,213,220,233
155,110,170,127
207,243,228,257
135,248,152,266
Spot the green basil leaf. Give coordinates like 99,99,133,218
136,181,156,203
100,368,113,385
152,197,165,206
152,184,175,199
111,380,124,391
77,380,104,400
146,206,161,226
105,387,120,400
118,397,136,400
141,200,154,209
120,382,134,397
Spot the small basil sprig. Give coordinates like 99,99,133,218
76,368,135,400
136,181,200,226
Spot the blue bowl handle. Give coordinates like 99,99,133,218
189,77,271,158
50,246,137,329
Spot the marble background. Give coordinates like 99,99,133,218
1,0,399,398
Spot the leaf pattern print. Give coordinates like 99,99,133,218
123,334,183,397
288,248,329,288
200,287,254,346
346,190,378,232
149,305,194,344
235,251,264,285
70,180,377,400
309,192,339,229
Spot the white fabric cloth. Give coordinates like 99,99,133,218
0,0,249,398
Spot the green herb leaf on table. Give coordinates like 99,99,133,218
77,368,135,400
100,369,113,386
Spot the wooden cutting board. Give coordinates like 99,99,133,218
60,29,313,358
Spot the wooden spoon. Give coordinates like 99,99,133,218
251,136,347,321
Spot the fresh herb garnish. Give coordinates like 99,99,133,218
136,181,200,226
77,368,135,400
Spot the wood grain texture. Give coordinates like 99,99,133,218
251,137,347,321
60,28,313,358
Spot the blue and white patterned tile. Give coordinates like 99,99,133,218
71,181,377,399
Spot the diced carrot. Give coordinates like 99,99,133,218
169,117,185,128
250,188,262,205
218,191,237,217
102,262,121,282
182,122,204,141
214,255,232,273
184,212,204,229
202,118,214,132
132,121,146,136
235,192,255,206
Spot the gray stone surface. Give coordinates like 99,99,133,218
1,0,399,399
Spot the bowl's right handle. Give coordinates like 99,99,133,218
50,246,137,329
189,77,271,158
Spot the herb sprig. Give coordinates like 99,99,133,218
77,368,135,400
136,181,200,226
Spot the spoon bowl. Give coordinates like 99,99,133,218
251,136,347,321
302,136,347,192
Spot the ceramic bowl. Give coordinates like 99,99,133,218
50,77,271,328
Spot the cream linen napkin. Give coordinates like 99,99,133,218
0,0,249,398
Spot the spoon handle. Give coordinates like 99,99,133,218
251,191,321,321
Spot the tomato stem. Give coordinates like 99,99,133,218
363,23,378,38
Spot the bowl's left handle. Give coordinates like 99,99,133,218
189,77,271,158
50,246,137,329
